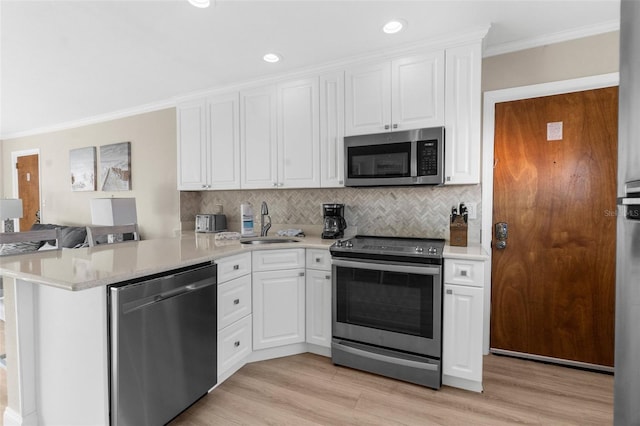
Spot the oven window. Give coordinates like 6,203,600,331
348,142,411,178
335,266,435,338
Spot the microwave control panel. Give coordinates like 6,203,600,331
417,140,439,176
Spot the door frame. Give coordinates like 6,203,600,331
480,72,619,353
11,148,41,231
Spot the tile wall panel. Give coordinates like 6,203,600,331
180,185,482,243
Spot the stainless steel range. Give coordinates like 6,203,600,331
330,235,444,389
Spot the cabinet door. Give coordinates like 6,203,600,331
240,85,278,189
442,284,483,382
444,42,482,185
345,62,392,136
177,100,209,190
305,269,332,348
391,52,445,131
208,93,241,189
253,269,306,350
319,71,345,187
277,78,320,188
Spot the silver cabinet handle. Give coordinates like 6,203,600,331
446,289,453,294
299,272,305,277
233,264,239,270
233,299,240,305
315,257,321,263
384,124,390,130
393,124,398,129
325,275,330,280
234,341,240,347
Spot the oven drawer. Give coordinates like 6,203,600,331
253,249,305,272
217,253,252,283
444,259,484,288
218,274,252,330
306,249,331,271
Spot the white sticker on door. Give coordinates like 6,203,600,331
547,121,563,141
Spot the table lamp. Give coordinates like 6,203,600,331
0,198,24,232
90,198,137,242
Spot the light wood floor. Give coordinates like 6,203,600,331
171,353,613,425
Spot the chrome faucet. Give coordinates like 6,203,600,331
260,201,271,236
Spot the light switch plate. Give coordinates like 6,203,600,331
464,202,477,220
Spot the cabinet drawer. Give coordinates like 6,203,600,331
306,249,331,271
444,259,484,287
252,249,305,272
218,274,252,330
218,314,252,377
217,252,252,283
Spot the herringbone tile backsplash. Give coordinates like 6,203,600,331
181,185,482,243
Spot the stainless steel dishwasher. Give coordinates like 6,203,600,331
108,261,217,426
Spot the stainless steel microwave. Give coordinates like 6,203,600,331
344,127,445,187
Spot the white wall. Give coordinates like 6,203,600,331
0,109,180,239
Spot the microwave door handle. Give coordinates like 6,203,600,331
410,141,417,177
331,259,440,276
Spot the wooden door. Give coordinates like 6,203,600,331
491,87,618,367
16,154,40,231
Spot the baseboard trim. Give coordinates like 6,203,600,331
490,348,614,373
4,407,38,426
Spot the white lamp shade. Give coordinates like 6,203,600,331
0,199,24,220
90,198,137,226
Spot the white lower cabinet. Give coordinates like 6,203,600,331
252,249,306,350
216,253,253,381
305,249,332,348
442,258,485,392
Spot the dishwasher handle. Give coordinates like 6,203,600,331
121,277,216,314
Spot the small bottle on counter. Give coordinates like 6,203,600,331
240,203,255,237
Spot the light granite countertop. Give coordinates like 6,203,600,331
0,233,488,291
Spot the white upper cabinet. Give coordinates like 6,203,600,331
177,100,208,190
319,71,345,187
177,94,241,190
208,93,241,189
241,78,320,189
345,52,445,136
240,85,279,189
444,42,482,185
277,78,320,188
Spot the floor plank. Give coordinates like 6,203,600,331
171,353,613,425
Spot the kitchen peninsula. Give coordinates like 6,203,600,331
0,234,487,426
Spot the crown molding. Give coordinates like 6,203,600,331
483,19,620,58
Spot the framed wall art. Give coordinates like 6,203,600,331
100,141,131,191
69,146,97,191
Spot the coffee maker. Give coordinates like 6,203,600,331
321,203,347,239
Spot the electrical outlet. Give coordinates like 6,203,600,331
464,202,478,220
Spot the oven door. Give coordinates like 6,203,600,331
332,258,442,358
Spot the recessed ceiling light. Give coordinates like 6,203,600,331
383,20,405,34
188,0,210,8
263,53,281,63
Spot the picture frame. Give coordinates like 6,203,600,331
69,146,97,191
100,141,131,191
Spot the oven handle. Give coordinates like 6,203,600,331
334,340,438,371
332,259,440,276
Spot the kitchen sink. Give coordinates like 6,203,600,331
240,237,301,245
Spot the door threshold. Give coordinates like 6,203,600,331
490,348,613,373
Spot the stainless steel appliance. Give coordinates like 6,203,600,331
344,127,445,187
330,235,444,389
321,203,347,239
109,262,217,426
615,2,640,421
195,213,227,233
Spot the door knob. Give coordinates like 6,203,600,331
494,222,508,249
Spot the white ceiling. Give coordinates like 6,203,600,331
0,0,620,139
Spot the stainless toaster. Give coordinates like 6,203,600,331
195,214,227,233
